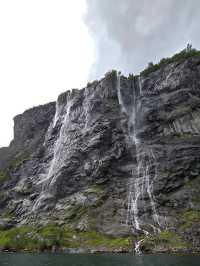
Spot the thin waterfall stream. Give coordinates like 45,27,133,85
117,73,161,254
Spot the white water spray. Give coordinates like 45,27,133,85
117,73,127,115
117,73,160,254
32,93,72,211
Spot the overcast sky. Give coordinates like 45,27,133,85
0,0,94,147
0,0,200,147
85,0,200,79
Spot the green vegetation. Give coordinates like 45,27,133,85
0,224,131,252
191,193,200,203
84,184,104,194
79,231,131,249
0,170,10,184
156,231,181,243
128,73,134,80
184,177,199,188
0,152,30,185
182,210,200,222
63,195,106,230
104,69,117,79
1,209,13,219
141,44,200,76
180,210,200,230
99,45,200,81
173,132,193,139
141,230,188,252
64,204,89,222
1,224,195,253
8,152,30,169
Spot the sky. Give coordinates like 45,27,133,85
0,0,200,147
85,0,200,79
0,0,94,147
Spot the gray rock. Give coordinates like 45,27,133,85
0,56,200,252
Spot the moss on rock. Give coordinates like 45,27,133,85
8,152,30,169
140,230,189,253
0,170,10,184
179,210,200,230
0,224,132,252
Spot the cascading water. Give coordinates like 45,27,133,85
117,72,127,115
32,92,72,211
117,73,160,254
127,147,161,232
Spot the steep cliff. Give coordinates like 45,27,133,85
0,54,200,253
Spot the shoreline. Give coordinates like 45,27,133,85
1,247,200,255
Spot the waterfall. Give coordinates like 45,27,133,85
128,147,161,232
32,93,72,211
135,239,145,255
138,76,142,95
116,73,160,254
44,100,72,187
117,73,127,115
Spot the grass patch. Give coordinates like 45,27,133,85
64,205,88,221
0,170,10,184
1,209,14,219
184,177,199,188
179,210,200,230
173,132,194,139
182,210,200,222
8,152,30,169
79,231,131,249
84,184,104,194
0,224,131,251
0,152,30,185
191,195,200,203
141,230,188,252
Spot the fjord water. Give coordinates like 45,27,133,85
0,254,199,266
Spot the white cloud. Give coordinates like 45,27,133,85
0,0,94,147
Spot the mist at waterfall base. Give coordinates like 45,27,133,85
85,0,200,79
0,254,200,266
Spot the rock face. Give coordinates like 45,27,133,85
0,55,200,252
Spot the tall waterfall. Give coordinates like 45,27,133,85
116,73,160,253
33,92,72,211
43,99,72,188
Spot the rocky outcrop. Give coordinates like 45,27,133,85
0,55,200,253
0,76,133,239
0,103,55,169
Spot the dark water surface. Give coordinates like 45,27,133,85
0,253,199,266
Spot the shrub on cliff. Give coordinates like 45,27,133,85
104,69,117,80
